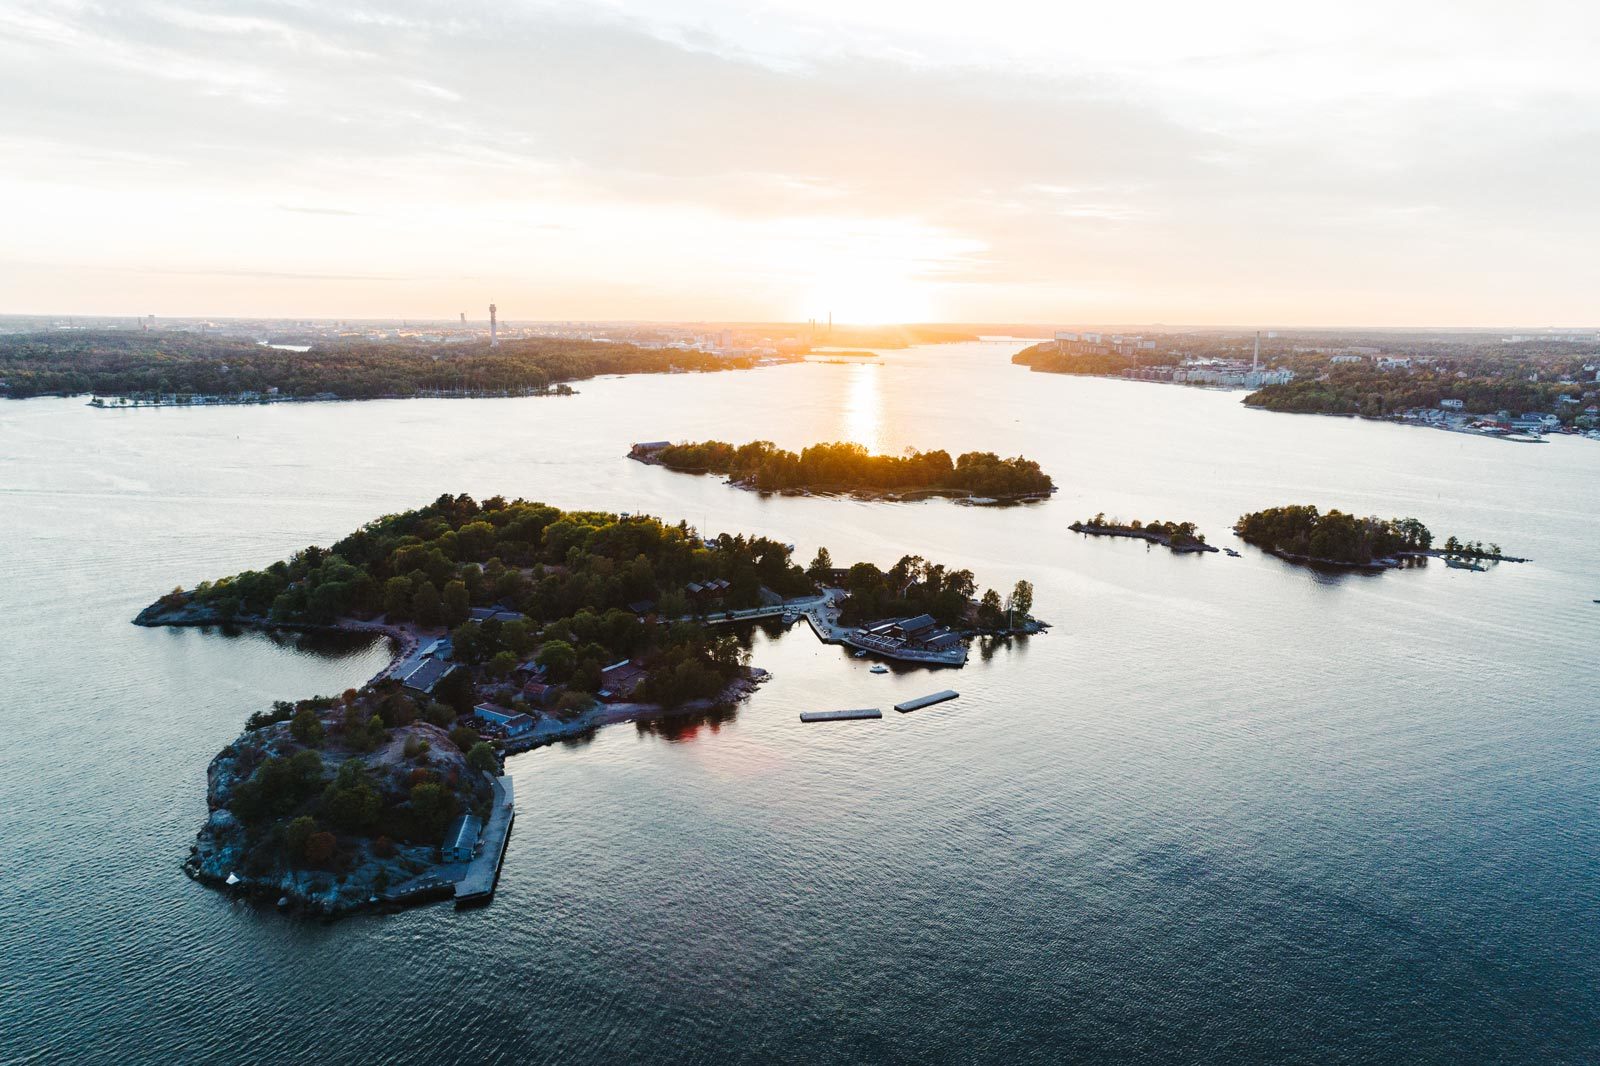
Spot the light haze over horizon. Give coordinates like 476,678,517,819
3,0,1597,326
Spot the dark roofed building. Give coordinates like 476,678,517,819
473,703,534,738
598,659,648,702
892,614,939,642
399,657,457,696
469,606,525,624
442,814,483,862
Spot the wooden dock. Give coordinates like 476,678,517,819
894,690,959,713
799,708,882,723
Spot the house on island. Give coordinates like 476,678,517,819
627,599,657,618
469,606,525,624
473,703,534,738
686,578,731,610
890,614,939,643
398,657,457,697
597,659,648,702
630,441,672,458
442,813,483,863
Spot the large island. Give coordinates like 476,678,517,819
143,495,1043,916
630,439,1055,502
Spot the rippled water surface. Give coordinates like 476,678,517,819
3,340,1598,1063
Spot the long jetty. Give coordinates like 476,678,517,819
454,775,514,908
799,708,882,723
894,690,959,713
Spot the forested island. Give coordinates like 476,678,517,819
1069,515,1215,553
0,331,793,402
631,439,1055,501
1233,505,1520,569
143,494,1039,914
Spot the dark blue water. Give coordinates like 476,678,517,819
3,341,1598,1063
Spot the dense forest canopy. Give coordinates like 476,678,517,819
177,495,812,705
0,331,782,400
651,439,1054,498
813,549,1032,630
1234,505,1432,565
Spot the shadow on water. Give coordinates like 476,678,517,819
635,702,740,743
175,623,391,661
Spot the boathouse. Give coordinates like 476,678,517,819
442,814,483,863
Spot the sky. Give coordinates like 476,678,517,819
2,0,1598,326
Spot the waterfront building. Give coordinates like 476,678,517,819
473,704,534,737
442,814,483,863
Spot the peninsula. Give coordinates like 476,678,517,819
630,439,1055,502
143,495,1043,916
0,330,797,404
1069,515,1216,554
1233,505,1521,569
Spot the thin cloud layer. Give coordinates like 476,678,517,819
1,0,1596,323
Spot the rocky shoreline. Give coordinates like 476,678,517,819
183,718,490,917
140,597,775,917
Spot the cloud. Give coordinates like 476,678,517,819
0,0,1596,322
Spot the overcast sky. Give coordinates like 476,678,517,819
3,0,1597,324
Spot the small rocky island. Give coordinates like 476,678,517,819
1233,505,1522,569
630,439,1054,502
143,494,1043,917
1069,515,1216,554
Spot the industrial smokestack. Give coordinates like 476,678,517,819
489,303,498,347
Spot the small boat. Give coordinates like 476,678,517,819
1223,548,1241,557
870,664,888,674
853,650,868,658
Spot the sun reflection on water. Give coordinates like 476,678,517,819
842,364,883,452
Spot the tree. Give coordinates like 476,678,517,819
977,588,1004,628
536,639,577,681
284,815,319,862
807,546,834,581
441,579,471,627
409,781,456,840
383,576,412,620
411,581,442,628
290,707,324,747
489,650,519,680
1009,580,1034,623
303,831,338,867
467,742,499,774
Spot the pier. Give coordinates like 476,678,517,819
454,774,515,908
894,690,959,713
799,708,882,723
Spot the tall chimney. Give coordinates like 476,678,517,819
489,303,498,347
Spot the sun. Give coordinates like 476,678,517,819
798,267,936,325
